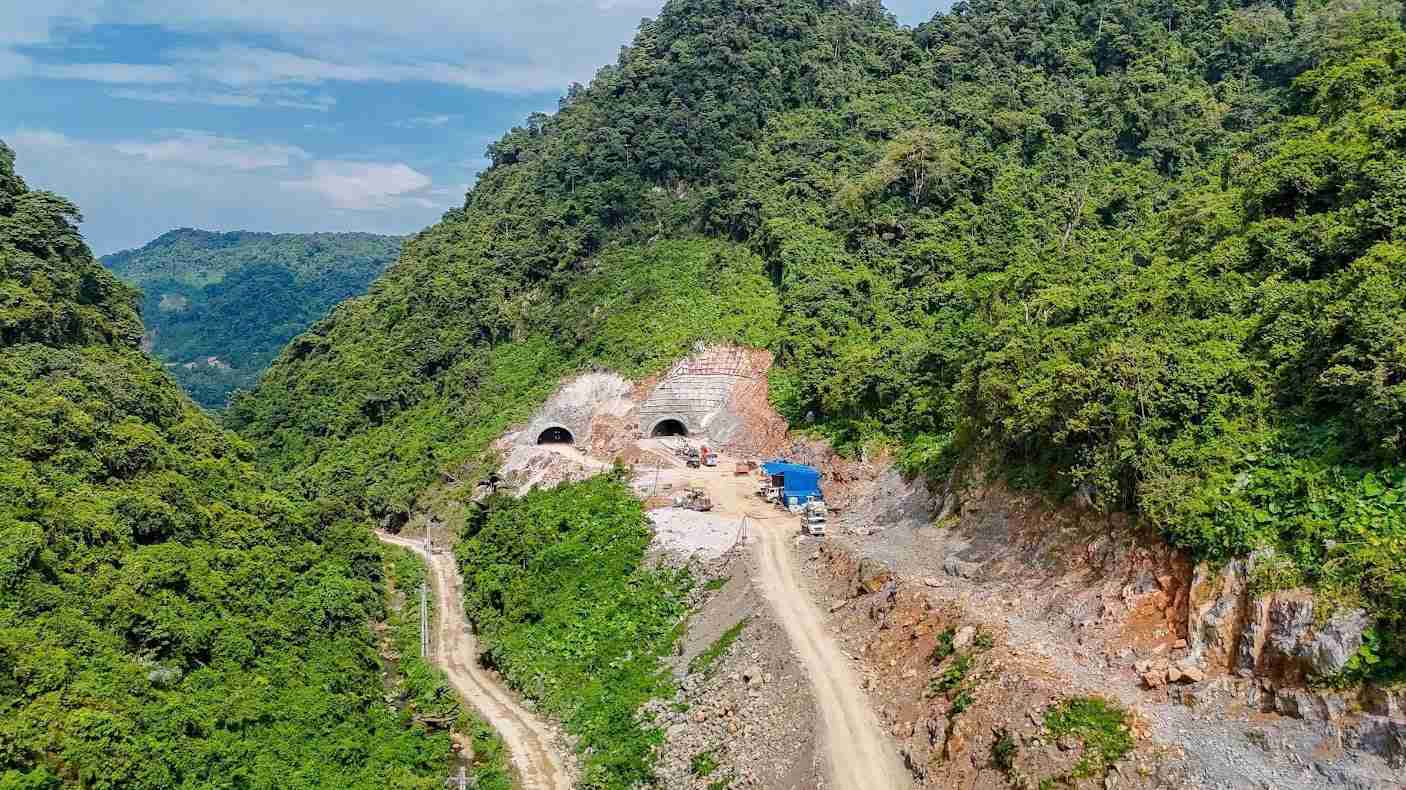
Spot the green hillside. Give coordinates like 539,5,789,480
0,142,449,788
102,229,400,409
233,0,1406,679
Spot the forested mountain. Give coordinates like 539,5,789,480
102,230,400,408
0,142,448,787
232,0,1406,680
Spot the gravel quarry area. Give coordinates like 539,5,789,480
649,554,825,790
647,508,746,563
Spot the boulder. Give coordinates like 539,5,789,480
1172,658,1205,683
857,557,893,594
1306,608,1369,676
952,626,977,652
942,554,981,580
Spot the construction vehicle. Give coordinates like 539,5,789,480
672,487,714,512
801,497,828,536
702,450,718,467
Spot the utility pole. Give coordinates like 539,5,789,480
420,581,430,659
443,765,467,790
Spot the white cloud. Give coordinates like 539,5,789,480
109,87,261,107
160,43,572,94
6,128,444,253
33,61,183,84
3,2,953,99
114,131,309,171
9,129,79,151
107,84,334,110
2,1,672,95
394,114,455,129
280,161,432,210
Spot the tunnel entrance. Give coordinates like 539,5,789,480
651,418,689,438
536,426,575,445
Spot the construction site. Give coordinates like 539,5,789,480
401,342,1405,790
493,345,836,553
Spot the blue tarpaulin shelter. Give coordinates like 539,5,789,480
761,460,823,502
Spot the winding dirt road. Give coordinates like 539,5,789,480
704,463,912,790
376,532,574,790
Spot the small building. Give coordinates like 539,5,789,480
761,460,823,503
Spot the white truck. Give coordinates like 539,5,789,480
801,498,828,537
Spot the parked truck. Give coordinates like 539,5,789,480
801,498,828,536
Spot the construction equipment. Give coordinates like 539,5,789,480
702,450,718,467
672,487,714,512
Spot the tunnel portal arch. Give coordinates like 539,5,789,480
650,418,689,438
536,426,575,445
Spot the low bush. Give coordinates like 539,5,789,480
1042,697,1134,781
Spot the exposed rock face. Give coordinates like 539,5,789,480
1261,592,1317,680
1189,558,1368,683
1188,559,1249,669
637,345,783,451
1308,609,1371,676
1364,685,1406,718
817,472,1403,788
809,544,1178,790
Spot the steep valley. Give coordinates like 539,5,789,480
5,0,1406,786
101,229,401,409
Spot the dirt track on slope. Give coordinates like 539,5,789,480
376,532,574,790
703,464,912,790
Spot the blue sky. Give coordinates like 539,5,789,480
4,1,948,255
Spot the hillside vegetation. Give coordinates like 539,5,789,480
103,229,400,408
458,476,690,788
233,0,1406,682
0,142,449,788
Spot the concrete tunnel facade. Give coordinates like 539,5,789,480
535,425,575,445
648,416,691,438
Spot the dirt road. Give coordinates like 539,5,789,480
702,464,912,790
376,532,574,790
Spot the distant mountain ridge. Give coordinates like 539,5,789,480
102,228,401,408
104,228,401,286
